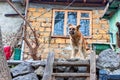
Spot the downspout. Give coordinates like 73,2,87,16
21,0,29,60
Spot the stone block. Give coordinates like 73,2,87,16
56,38,66,43
32,12,41,17
28,8,36,12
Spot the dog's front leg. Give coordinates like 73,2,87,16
71,49,74,58
79,48,85,59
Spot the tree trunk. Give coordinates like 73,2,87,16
0,26,12,80
30,48,41,60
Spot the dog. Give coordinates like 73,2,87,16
68,24,89,59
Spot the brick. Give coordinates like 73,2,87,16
38,38,44,43
39,27,45,32
56,38,66,43
50,44,58,48
44,37,50,43
28,17,36,22
43,13,52,18
92,18,100,24
41,22,51,27
92,24,101,28
43,32,50,36
36,18,46,22
65,39,70,44
38,8,46,13
45,28,51,32
54,48,62,52
50,39,55,44
28,8,36,12
32,22,40,27
27,12,32,16
46,18,52,23
32,12,41,17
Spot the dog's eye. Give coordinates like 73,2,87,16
69,28,71,30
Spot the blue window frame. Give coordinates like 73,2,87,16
52,10,92,37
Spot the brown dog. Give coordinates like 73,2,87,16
68,24,88,59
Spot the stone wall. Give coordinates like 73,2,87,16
24,3,110,60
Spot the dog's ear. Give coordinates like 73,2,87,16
76,25,80,30
116,22,120,28
68,24,73,27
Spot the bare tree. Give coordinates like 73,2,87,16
23,25,41,60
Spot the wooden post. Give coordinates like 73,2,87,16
0,26,12,80
90,51,96,80
42,52,54,80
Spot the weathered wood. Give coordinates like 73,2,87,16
38,73,90,78
42,52,54,80
90,51,96,80
52,73,90,77
54,60,90,66
0,26,12,80
86,77,90,80
7,60,46,66
51,76,56,80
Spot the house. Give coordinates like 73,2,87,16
23,0,111,60
102,0,120,45
0,0,111,60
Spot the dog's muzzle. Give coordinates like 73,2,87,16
69,31,74,35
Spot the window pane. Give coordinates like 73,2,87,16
67,12,77,35
81,13,89,18
80,19,90,36
54,11,64,35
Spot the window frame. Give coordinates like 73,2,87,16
52,9,92,38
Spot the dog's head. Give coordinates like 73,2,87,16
68,24,80,36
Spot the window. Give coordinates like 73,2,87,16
52,9,92,38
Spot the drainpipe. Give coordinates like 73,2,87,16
21,0,29,60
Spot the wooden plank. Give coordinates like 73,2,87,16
52,73,90,77
51,76,56,80
0,26,12,80
86,77,90,80
42,52,54,80
54,60,90,66
7,60,46,66
90,51,96,80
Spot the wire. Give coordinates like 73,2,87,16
64,0,76,9
33,0,76,19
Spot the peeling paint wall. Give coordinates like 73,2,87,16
109,9,120,44
0,2,24,46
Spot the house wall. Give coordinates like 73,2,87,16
0,2,24,46
109,9,120,44
24,3,110,60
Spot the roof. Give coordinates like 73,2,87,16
29,0,108,7
102,0,120,19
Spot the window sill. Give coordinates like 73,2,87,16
51,35,92,39
51,35,70,39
